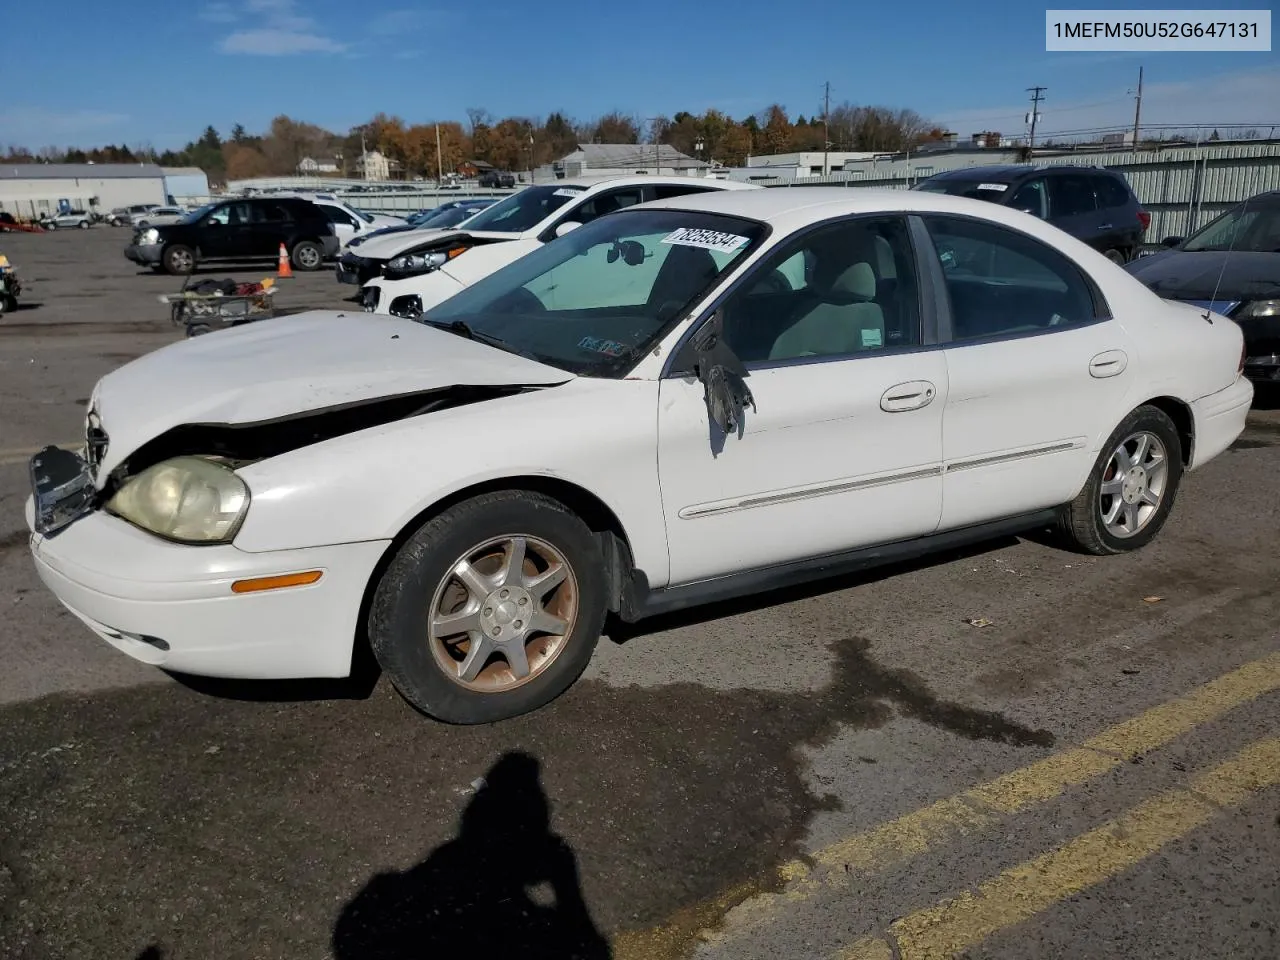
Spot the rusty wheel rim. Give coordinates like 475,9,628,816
428,535,578,693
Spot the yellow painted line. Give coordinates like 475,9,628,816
614,651,1280,958
839,736,1280,960
0,441,82,466
800,650,1280,882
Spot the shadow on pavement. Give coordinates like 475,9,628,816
332,751,611,960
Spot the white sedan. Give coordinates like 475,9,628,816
26,188,1251,724
357,175,758,316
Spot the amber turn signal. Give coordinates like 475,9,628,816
231,570,323,593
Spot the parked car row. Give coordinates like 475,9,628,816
29,179,1254,726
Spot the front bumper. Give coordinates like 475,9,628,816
367,271,466,316
124,242,163,266
26,500,389,679
336,253,381,286
1189,375,1254,469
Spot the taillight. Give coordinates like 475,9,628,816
1137,209,1151,232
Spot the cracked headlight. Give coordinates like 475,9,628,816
107,456,249,543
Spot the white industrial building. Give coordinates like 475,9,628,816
0,163,168,219
744,151,884,178
549,143,711,179
161,167,211,203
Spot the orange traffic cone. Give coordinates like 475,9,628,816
277,243,293,278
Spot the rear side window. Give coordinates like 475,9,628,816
253,203,294,223
1049,175,1098,217
923,215,1102,342
1093,175,1132,209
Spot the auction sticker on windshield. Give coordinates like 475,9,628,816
978,182,1009,191
553,187,586,197
662,228,749,253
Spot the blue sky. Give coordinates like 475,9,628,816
1,0,1276,150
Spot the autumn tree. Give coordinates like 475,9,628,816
537,112,577,165
588,111,640,144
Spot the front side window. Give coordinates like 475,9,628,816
923,215,1100,341
424,210,764,376
1009,178,1048,219
561,187,645,227
461,185,585,233
721,216,920,364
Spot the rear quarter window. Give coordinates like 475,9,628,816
1093,175,1133,209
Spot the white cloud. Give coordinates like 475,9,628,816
0,107,130,145
932,65,1280,139
214,0,345,56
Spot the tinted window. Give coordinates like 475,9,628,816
253,202,294,223
1182,202,1280,253
916,179,1014,202
652,184,720,200
1093,174,1131,209
923,215,1100,341
564,187,645,225
1049,175,1098,217
722,216,920,364
1008,178,1048,219
462,185,584,233
425,210,762,376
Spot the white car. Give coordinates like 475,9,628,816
357,175,759,316
282,192,405,248
25,188,1251,724
131,206,186,228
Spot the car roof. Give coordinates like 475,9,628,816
552,174,757,192
929,164,1124,182
634,186,1066,228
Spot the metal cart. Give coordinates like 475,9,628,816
159,278,277,337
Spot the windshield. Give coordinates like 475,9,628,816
1182,201,1280,252
423,205,489,228
424,209,765,376
351,207,376,223
179,203,217,224
460,185,585,234
916,179,1013,201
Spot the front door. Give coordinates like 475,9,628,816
657,216,948,584
919,213,1137,530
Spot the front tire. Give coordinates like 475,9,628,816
1059,405,1183,555
291,240,323,271
163,244,195,275
369,491,607,724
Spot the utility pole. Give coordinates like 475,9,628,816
822,80,831,175
1025,86,1047,150
1131,66,1144,153
360,130,368,181
435,123,443,182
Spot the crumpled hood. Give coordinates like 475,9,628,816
348,228,520,261
89,310,571,479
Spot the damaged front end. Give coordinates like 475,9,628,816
31,383,546,541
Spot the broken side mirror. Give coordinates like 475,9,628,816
691,308,754,437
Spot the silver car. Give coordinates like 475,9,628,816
44,210,94,230
131,206,187,228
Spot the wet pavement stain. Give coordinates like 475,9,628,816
1229,438,1277,451
0,530,30,553
0,637,1053,960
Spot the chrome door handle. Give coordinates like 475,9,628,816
881,381,937,412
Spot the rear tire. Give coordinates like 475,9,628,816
1059,405,1183,555
1102,248,1126,265
369,490,607,724
291,241,323,271
78,220,89,230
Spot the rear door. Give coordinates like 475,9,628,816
252,201,296,256
922,213,1136,530
1091,174,1141,256
1047,172,1103,250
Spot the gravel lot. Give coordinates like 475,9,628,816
1,226,1277,960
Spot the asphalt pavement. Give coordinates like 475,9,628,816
0,227,1276,960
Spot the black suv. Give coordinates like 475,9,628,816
125,197,340,275
914,165,1150,263
478,170,516,188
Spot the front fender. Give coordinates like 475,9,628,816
231,378,671,587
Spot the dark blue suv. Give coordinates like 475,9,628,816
914,165,1150,264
